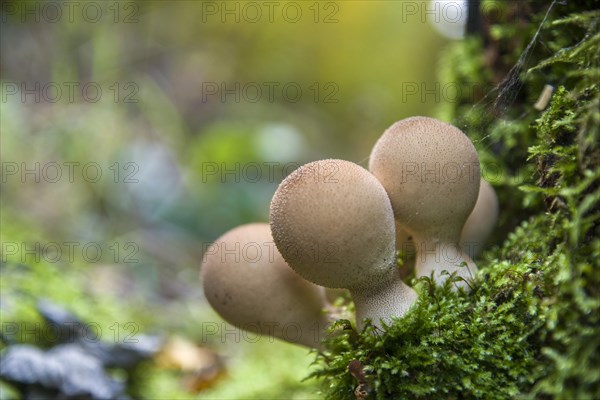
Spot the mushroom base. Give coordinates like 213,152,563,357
413,237,478,290
350,269,418,330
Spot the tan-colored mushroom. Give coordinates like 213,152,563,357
270,159,417,329
369,116,480,289
200,223,329,348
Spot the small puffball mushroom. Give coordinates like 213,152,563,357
270,159,418,329
460,179,499,258
369,117,480,289
200,223,329,349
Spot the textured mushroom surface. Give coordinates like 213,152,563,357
201,223,328,348
270,159,396,291
369,116,480,239
270,159,417,328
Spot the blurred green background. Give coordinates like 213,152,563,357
1,1,457,398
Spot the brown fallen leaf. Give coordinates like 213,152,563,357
155,335,226,392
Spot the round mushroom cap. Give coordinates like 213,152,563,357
269,159,396,290
200,223,326,345
369,117,480,238
460,179,499,256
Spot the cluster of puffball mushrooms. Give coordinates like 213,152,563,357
201,117,498,349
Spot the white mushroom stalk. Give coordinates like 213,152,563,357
200,223,329,349
369,117,481,289
270,159,418,329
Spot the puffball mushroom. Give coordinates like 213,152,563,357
460,179,499,257
270,159,418,329
200,223,329,349
369,117,481,289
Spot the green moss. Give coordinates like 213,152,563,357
311,2,599,399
